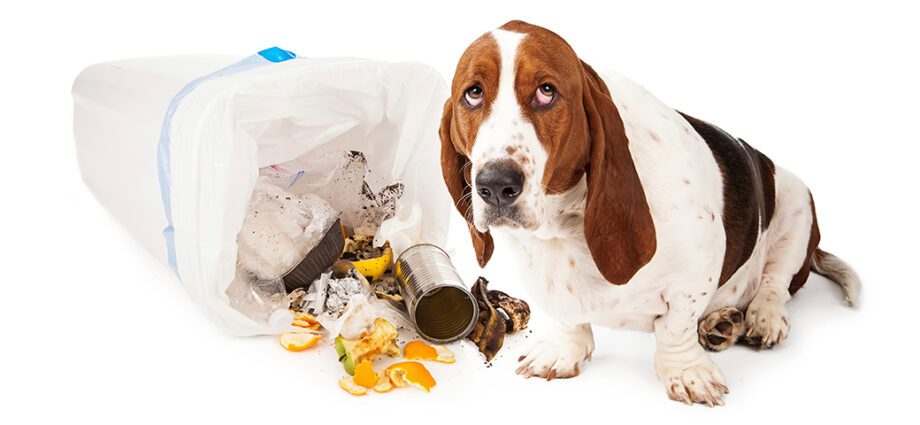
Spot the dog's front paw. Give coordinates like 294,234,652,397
516,326,594,380
742,295,790,349
656,354,728,406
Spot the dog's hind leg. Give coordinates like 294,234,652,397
698,307,745,351
741,168,817,349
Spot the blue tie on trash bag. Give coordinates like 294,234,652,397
156,47,297,276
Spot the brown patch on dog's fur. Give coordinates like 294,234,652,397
788,193,820,295
501,20,589,194
498,21,656,284
438,33,502,266
680,113,776,287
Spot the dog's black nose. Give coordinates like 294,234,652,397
475,163,524,207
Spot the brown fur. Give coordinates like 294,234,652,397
789,193,821,295
439,33,502,266
680,113,777,287
440,20,657,284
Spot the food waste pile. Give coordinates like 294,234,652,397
227,151,531,396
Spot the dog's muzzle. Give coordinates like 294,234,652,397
475,160,524,207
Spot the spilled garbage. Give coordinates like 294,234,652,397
469,277,531,361
226,150,531,395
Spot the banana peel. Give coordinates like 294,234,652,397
335,318,400,375
467,277,531,361
468,277,505,361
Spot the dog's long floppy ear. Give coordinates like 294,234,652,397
580,61,657,284
439,99,494,267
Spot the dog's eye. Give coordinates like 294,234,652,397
534,84,555,106
464,85,484,107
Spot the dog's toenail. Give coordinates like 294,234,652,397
706,334,727,345
745,336,763,346
715,321,733,333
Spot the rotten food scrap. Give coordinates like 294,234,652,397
287,287,309,312
385,362,437,392
279,332,322,352
371,273,402,303
340,238,393,282
488,289,531,334
467,277,530,361
339,359,437,397
403,340,455,364
338,376,368,396
352,360,378,388
334,318,400,375
291,311,321,330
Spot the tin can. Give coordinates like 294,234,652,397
394,244,479,343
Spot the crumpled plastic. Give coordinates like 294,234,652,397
236,177,339,280
376,202,422,254
260,151,403,237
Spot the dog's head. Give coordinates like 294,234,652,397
439,20,656,284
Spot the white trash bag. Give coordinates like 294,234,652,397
72,48,452,336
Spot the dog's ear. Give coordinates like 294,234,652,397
439,98,494,267
580,61,656,284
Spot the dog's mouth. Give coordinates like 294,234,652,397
479,204,537,231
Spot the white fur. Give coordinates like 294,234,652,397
811,249,862,306
467,28,822,405
471,30,546,232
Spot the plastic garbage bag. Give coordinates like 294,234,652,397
72,49,451,335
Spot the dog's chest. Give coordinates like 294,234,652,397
501,205,664,330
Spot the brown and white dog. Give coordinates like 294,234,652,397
439,21,861,405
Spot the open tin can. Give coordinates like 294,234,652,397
395,244,478,343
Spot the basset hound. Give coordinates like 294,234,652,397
439,20,861,405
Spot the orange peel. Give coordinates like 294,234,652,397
385,361,436,392
373,370,393,393
338,377,368,396
292,312,321,330
403,341,455,364
353,361,378,389
279,332,321,352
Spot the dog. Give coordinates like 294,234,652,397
439,20,861,405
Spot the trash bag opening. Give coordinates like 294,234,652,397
165,59,452,335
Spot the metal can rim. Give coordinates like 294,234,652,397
395,242,450,263
407,285,479,344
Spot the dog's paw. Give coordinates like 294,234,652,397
741,296,790,349
656,355,728,406
516,328,594,380
698,307,745,352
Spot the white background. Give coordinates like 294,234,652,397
2,0,918,423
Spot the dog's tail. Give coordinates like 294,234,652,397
810,248,861,307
